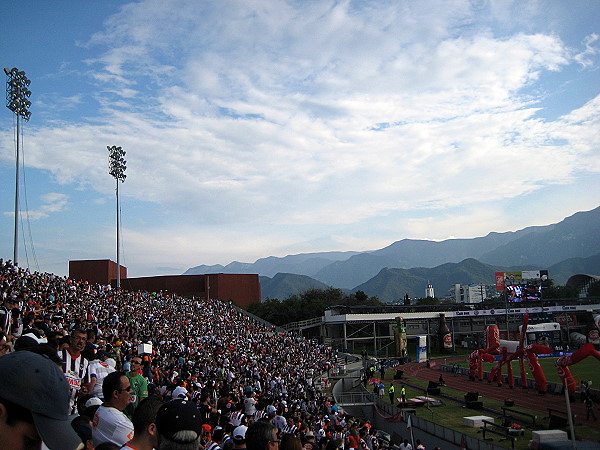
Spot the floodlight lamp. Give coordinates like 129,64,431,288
10,68,18,75
3,68,10,75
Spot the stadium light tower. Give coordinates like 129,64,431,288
4,67,32,266
108,145,126,288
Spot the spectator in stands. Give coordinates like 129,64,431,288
126,355,149,415
398,438,412,450
92,371,135,447
59,328,91,415
88,350,116,400
246,420,279,450
0,331,10,356
0,350,81,450
122,396,164,450
233,425,248,449
155,398,203,450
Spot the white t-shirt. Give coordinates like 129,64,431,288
244,396,256,415
273,415,287,431
92,405,134,448
172,385,188,398
89,360,116,399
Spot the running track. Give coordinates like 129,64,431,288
397,356,599,430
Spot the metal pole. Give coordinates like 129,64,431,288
116,179,120,288
564,387,577,449
505,290,510,338
13,114,20,265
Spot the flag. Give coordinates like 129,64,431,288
407,414,414,449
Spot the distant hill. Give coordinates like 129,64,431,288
259,273,332,300
312,238,510,288
257,254,600,303
351,258,501,302
184,251,359,278
547,253,600,285
184,205,600,295
479,208,600,267
310,206,600,287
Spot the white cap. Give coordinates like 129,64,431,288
233,425,248,441
85,396,103,408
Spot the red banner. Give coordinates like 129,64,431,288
495,272,505,291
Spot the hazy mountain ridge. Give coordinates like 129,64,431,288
184,206,600,300
259,254,600,302
259,273,332,300
184,250,359,277
479,208,600,266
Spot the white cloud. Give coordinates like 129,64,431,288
1,0,598,275
574,33,600,68
11,2,596,227
3,193,68,220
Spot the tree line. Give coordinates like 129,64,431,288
244,279,598,326
244,288,381,326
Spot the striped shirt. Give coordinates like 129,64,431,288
229,411,246,426
59,348,90,414
206,442,221,450
283,424,298,435
254,410,267,421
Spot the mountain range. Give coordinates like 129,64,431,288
185,206,600,302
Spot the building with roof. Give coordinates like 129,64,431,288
566,274,600,297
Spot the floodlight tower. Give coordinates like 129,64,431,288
108,145,126,288
4,67,32,266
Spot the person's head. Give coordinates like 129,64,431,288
280,434,302,450
71,415,94,450
246,421,278,450
213,428,225,443
131,396,164,447
156,399,203,450
69,329,87,354
233,425,248,448
326,438,344,450
130,356,143,373
102,371,131,411
0,351,81,450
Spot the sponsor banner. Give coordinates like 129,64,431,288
555,314,577,326
495,272,505,291
494,350,572,360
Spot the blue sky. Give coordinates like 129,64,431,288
1,0,599,278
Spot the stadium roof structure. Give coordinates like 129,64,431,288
566,274,600,296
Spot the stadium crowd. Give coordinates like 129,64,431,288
0,259,425,450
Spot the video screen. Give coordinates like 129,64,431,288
507,283,542,301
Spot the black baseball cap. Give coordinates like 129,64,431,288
0,351,81,450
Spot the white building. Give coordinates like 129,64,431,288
425,282,435,298
451,284,486,303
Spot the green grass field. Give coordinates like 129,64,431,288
444,354,598,384
368,366,600,448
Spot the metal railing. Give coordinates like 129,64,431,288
282,316,323,331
